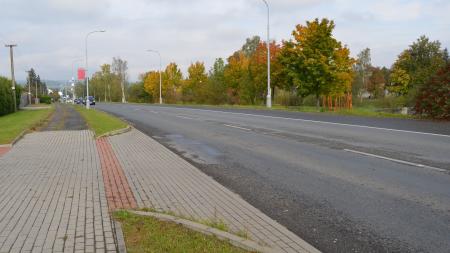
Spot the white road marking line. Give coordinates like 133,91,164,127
155,106,450,138
343,149,446,173
223,124,252,131
148,110,159,114
175,115,195,120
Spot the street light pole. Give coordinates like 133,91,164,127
85,30,105,109
5,44,17,112
261,0,271,108
147,50,163,104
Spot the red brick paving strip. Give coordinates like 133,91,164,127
0,147,11,157
97,137,137,210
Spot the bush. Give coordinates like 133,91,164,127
0,76,18,116
38,95,52,104
415,64,450,119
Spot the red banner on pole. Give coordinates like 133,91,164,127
77,68,86,80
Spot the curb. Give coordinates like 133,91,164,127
0,106,54,148
129,210,280,253
22,106,51,110
0,129,28,148
113,221,127,253
97,126,132,139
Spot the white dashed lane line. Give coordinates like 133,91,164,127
158,106,450,138
344,149,446,173
223,124,252,131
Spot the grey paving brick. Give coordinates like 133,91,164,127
109,129,319,253
0,131,118,252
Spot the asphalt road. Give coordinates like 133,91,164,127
97,103,450,253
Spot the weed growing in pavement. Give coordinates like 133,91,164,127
236,229,250,239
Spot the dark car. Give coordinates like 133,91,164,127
87,96,95,106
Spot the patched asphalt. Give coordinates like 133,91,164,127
43,103,87,131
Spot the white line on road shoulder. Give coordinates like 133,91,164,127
344,149,446,173
223,124,252,131
158,106,449,138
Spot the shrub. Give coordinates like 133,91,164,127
39,95,52,104
0,76,16,116
415,64,450,119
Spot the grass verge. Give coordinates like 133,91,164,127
180,104,414,119
74,106,128,137
114,211,251,253
125,102,414,119
0,107,54,144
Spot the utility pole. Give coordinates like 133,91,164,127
35,77,38,104
5,44,17,112
25,70,31,105
261,0,271,108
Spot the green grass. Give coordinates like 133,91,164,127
162,103,414,119
0,108,54,144
114,211,251,253
74,106,128,136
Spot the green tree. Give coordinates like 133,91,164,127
224,51,250,104
127,81,151,103
279,18,354,108
389,36,446,101
112,57,128,103
389,65,410,95
183,62,208,103
241,36,261,57
354,48,372,101
0,77,14,115
443,48,449,64
205,58,227,104
163,63,183,103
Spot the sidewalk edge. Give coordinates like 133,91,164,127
113,220,128,253
97,126,132,139
129,210,281,253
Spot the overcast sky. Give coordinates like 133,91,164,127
0,0,449,82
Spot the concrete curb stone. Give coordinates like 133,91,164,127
97,126,132,139
130,210,280,253
113,221,127,253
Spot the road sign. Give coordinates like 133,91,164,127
77,68,86,80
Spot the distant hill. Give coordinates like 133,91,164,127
16,80,68,89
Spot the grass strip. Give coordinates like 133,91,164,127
74,106,128,137
114,211,251,253
0,107,54,144
126,102,414,119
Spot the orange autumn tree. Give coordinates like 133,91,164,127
249,41,283,104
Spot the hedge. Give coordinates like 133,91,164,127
0,76,22,116
39,95,52,104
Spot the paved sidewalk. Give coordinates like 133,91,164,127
0,131,117,253
0,147,10,157
109,129,320,253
